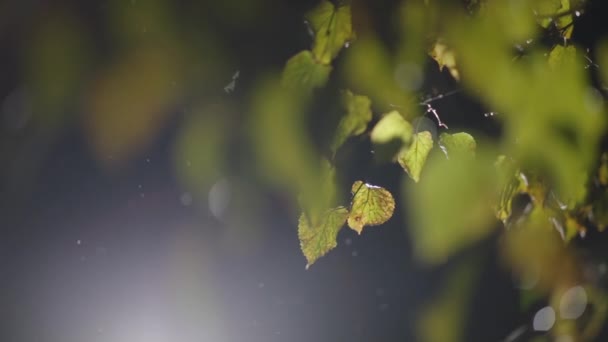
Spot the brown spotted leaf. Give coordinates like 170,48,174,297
347,181,395,234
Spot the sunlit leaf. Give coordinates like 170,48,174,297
331,90,372,154
439,132,476,159
370,110,413,145
347,181,395,234
281,50,332,91
299,207,349,269
429,40,459,80
306,0,354,64
398,131,433,182
406,150,497,264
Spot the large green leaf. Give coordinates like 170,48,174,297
330,90,372,154
398,131,434,182
306,0,354,64
439,132,476,159
299,207,349,269
347,181,395,234
406,150,498,264
281,50,332,92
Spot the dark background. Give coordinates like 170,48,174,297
1,1,608,341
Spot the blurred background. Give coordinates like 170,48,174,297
1,0,608,341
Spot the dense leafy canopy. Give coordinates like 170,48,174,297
250,0,608,339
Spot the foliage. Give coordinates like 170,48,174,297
250,0,608,340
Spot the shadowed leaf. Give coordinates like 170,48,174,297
281,50,332,91
331,90,372,153
306,0,354,64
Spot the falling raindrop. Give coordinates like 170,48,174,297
533,306,556,331
209,178,231,220
180,192,193,206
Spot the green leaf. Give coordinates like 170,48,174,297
439,132,476,159
398,131,434,182
548,45,576,70
330,90,372,154
306,0,354,64
347,181,395,234
406,150,497,264
281,50,332,91
299,207,349,269
429,40,460,80
370,110,413,145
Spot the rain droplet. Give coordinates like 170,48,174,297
575,11,581,17
344,41,350,48
559,286,587,319
209,178,231,220
76,239,82,245
533,306,556,331
180,192,193,206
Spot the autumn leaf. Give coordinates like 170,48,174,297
347,181,395,234
299,207,349,269
398,131,434,182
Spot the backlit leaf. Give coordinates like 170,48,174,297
370,110,413,145
331,90,372,154
347,181,395,234
398,131,433,182
281,50,332,91
439,132,476,159
299,207,349,269
306,0,354,64
429,40,460,80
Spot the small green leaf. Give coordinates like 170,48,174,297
439,132,476,159
548,45,576,70
347,181,395,234
299,207,349,269
281,50,332,91
306,0,354,64
331,90,372,153
429,40,459,80
398,131,434,182
370,110,413,145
